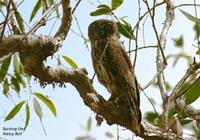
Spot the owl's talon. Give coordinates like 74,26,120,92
95,114,103,126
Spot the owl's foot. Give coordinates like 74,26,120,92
95,114,104,126
108,96,129,111
108,96,118,104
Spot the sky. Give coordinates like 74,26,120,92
0,0,200,140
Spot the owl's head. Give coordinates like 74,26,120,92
88,19,118,41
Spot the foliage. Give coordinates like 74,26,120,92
4,101,25,121
63,55,78,68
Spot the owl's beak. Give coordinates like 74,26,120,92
100,30,105,36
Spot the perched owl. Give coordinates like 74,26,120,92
88,19,141,133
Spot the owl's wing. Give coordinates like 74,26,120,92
103,39,141,132
105,39,139,94
91,42,113,93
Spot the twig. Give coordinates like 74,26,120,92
28,0,62,35
73,15,89,48
127,45,157,53
133,0,141,68
0,0,12,42
193,0,200,48
175,3,200,9
117,125,119,140
141,65,167,90
142,90,160,118
48,17,58,35
143,0,167,65
72,0,82,14
133,1,165,31
158,0,175,131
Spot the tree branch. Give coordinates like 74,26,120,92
54,0,72,40
158,0,175,131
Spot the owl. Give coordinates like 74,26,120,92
88,19,141,133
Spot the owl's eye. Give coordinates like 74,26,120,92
105,23,112,30
91,25,99,31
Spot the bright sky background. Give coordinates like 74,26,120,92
0,0,200,140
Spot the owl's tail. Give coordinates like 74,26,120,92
126,89,142,134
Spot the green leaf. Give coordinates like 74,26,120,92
180,119,193,125
0,1,6,8
192,124,199,135
34,92,57,117
4,101,25,121
42,0,48,14
105,132,114,138
184,79,200,105
145,111,158,123
165,82,172,92
30,0,43,22
175,83,190,99
33,98,46,135
13,55,26,88
63,55,78,68
177,111,189,119
10,1,25,34
3,78,9,97
14,9,25,34
117,19,135,40
15,73,26,88
75,135,96,140
48,0,60,17
24,103,30,131
112,0,123,10
33,97,43,118
180,10,200,23
86,117,92,132
11,76,20,94
0,57,11,82
193,23,200,39
97,4,111,9
168,106,176,118
172,35,184,48
48,0,54,5
13,54,20,73
90,4,112,16
196,48,200,55
172,53,191,67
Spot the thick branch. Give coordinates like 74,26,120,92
26,65,194,140
0,35,20,58
54,0,72,40
0,35,61,59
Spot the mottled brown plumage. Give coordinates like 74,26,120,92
88,19,141,133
